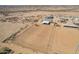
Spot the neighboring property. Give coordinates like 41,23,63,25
42,21,50,24
60,18,69,24
64,24,79,28
73,18,79,25
42,15,53,24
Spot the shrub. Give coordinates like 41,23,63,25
0,47,13,54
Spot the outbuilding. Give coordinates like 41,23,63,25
42,20,50,24
73,18,79,25
42,15,53,24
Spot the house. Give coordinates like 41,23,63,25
42,20,50,24
73,18,79,25
42,15,53,24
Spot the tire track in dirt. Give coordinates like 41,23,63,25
13,24,53,53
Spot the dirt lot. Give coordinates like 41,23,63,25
14,24,52,52
0,11,79,54
0,22,27,42
13,23,79,53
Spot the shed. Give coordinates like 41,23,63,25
42,15,53,24
42,20,50,24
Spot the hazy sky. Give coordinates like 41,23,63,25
0,0,78,5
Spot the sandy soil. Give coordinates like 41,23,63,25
0,11,79,53
0,22,27,42
14,25,52,52
14,23,79,53
11,11,79,53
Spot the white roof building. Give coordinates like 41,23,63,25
42,15,53,24
42,20,50,24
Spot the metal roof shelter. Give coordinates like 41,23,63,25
42,15,53,24
42,21,50,24
63,21,79,28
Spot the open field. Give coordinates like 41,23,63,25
0,22,27,42
0,5,79,54
14,18,79,54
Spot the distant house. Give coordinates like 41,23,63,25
42,15,53,24
73,18,79,25
42,21,50,24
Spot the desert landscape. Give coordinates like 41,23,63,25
0,5,79,54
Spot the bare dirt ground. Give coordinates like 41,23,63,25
14,23,79,53
12,11,79,54
14,24,53,53
0,42,34,54
0,22,27,41
0,11,79,54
